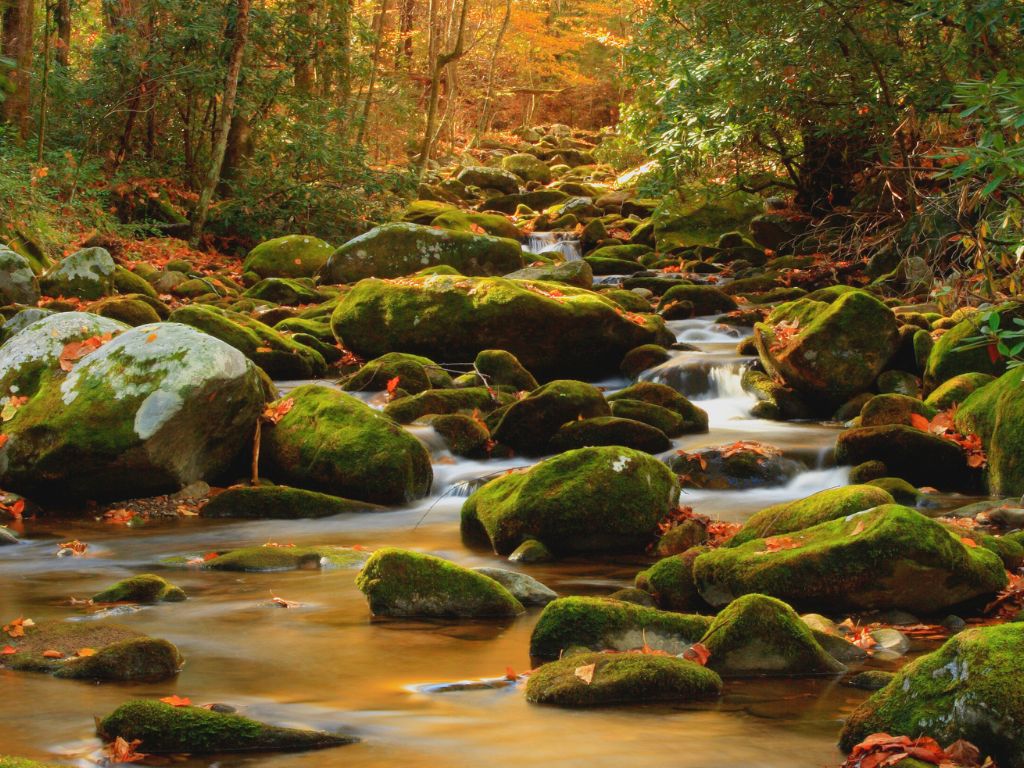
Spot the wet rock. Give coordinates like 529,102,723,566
202,485,383,519
694,505,1007,613
1,621,181,682
491,380,609,454
0,249,39,305
605,381,708,436
473,567,557,606
0,527,19,545
955,367,1024,496
39,247,116,299
508,539,552,563
168,544,368,572
839,623,1024,767
243,234,333,279
384,387,512,424
504,260,593,289
635,548,708,612
865,477,924,506
670,444,804,491
0,323,266,501
925,302,1024,388
925,371,995,411
330,275,671,380
462,446,679,556
501,153,552,185
847,670,895,691
321,223,523,283
457,165,521,194
424,413,492,458
859,393,936,428
652,521,708,557
432,210,523,240
550,415,671,454
620,344,670,379
356,548,524,618
473,349,538,391
525,651,722,707
869,628,910,658
656,285,738,317
342,352,452,395
530,596,712,659
264,385,432,505
608,587,657,607
701,594,846,677
835,425,975,490
92,574,186,604
98,700,355,753
730,485,894,546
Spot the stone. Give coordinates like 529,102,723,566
0,248,39,305
243,235,334,279
39,247,116,299
202,485,383,519
472,567,557,606
92,574,186,604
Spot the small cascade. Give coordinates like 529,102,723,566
524,231,582,261
641,351,753,402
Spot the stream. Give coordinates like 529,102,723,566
0,310,958,768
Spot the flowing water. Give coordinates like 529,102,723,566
0,315,933,768
524,232,583,261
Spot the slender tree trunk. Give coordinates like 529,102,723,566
419,0,468,173
54,0,70,67
468,0,511,149
2,0,35,141
394,0,414,68
219,111,252,195
294,0,315,93
355,0,390,147
37,0,52,161
191,0,251,244
333,0,351,109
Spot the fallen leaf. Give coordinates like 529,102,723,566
262,398,295,424
58,333,112,372
574,663,596,684
159,695,192,707
504,666,518,681
57,539,88,556
104,736,147,764
77,647,96,657
42,649,64,658
960,536,979,548
1,645,15,655
850,520,866,536
683,642,711,666
909,413,932,431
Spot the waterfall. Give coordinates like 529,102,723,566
524,232,583,261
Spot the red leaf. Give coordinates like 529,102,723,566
683,642,711,666
988,343,1002,364
909,413,931,431
160,695,192,707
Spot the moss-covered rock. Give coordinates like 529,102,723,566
423,413,492,457
97,700,355,753
550,416,671,454
92,574,186,603
584,256,645,275
242,277,322,306
525,651,722,707
0,621,182,682
657,285,738,317
490,380,609,454
754,291,900,409
329,275,672,380
925,303,1024,388
473,348,538,391
635,548,707,612
243,235,334,279
529,596,713,659
700,594,845,677
91,296,163,326
669,444,802,490
263,385,431,504
0,248,39,305
834,424,974,490
321,223,523,283
0,323,266,501
839,623,1024,767
383,386,511,424
202,485,382,519
431,209,522,240
620,344,669,379
504,260,593,290
462,446,678,556
730,485,895,546
955,367,1024,495
482,189,570,214
653,186,762,250
0,757,62,768
169,544,368,572
501,153,552,184
456,165,521,193
39,247,116,299
860,393,937,428
356,547,523,618
606,381,708,436
925,372,995,410
866,477,923,506
693,505,1007,613
342,352,452,395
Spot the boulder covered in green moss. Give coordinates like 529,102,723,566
491,379,610,454
91,296,164,326
263,385,432,505
834,424,975,490
0,248,39,305
699,594,845,677
169,544,369,572
501,153,552,184
383,386,512,424
0,621,182,682
839,623,1024,767
729,485,894,546
342,352,452,395
321,223,523,284
0,323,266,501
605,382,708,435
473,349,538,391
504,260,593,290
329,275,672,380
529,596,713,659
423,413,491,458
92,574,186,604
525,651,722,707
859,393,937,428
0,757,63,768
634,548,707,612
39,247,116,299
955,367,1024,495
693,505,1007,613
620,344,669,379
356,547,524,618
431,209,522,240
550,416,671,454
97,700,355,753
462,446,679,556
202,485,382,519
243,235,333,279
925,371,995,410
754,291,900,409
657,285,738,317
483,189,569,214
924,303,1024,388
168,304,326,379
242,277,322,306
668,444,802,490
653,186,762,250
456,165,520,194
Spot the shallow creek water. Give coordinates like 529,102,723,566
0,315,976,768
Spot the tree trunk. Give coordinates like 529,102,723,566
795,127,858,214
467,0,511,148
333,0,351,109
55,0,71,67
418,0,468,173
355,0,391,147
2,0,35,141
191,0,251,244
218,111,253,195
394,0,414,68
294,0,316,93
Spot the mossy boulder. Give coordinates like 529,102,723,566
606,381,708,436
456,165,520,193
462,446,679,556
242,277,322,306
729,485,895,546
693,505,1007,613
657,285,738,317
867,477,924,506
504,260,593,290
383,386,512,424
97,700,355,753
329,275,672,379
700,594,846,677
834,425,974,490
583,256,645,275
525,651,721,707
423,413,491,457
343,352,452,395
321,223,523,283
92,574,186,603
955,367,1024,495
482,189,570,214
550,416,671,454
431,209,522,240
263,385,431,504
529,596,713,659
0,621,182,682
635,548,706,612
401,199,457,224
169,544,368,572
91,296,163,326
491,380,609,454
860,393,937,428
243,235,334,279
0,307,54,341
653,186,762,250
501,153,552,184
39,247,116,299
925,303,1024,388
754,291,900,408
669,444,803,490
925,372,995,410
0,248,39,305
0,323,266,501
203,485,382,519
839,623,1024,767
0,758,62,768
356,547,524,618
473,349,538,391
620,344,669,379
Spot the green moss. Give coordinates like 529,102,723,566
839,623,1024,766
273,316,334,343
492,380,610,454
113,265,159,298
501,153,552,184
834,424,975,490
463,446,679,556
39,247,116,299
92,574,186,603
657,285,738,316
859,394,936,428
653,186,762,250
635,548,707,611
343,352,451,395
730,485,894,546
423,413,491,458
0,757,64,768
550,416,671,454
925,302,1024,388
699,594,845,677
91,296,163,326
54,638,183,682
506,260,593,289
169,544,369,572
694,505,1007,613
355,547,523,618
529,596,713,659
400,200,457,224
925,372,995,410
243,235,333,279
242,277,321,306
955,367,1024,495
431,210,523,240
524,651,722,707
383,386,512,424
97,700,355,753
202,485,383,519
620,344,669,379
606,382,709,434
866,477,922,506
474,349,538,391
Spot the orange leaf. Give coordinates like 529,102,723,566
386,376,401,395
77,648,96,657
42,649,64,658
574,663,596,684
160,695,192,707
146,332,158,343
104,736,147,764
683,642,711,666
909,413,931,431
504,666,518,681
960,536,979,548
1,645,15,655
262,397,295,424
